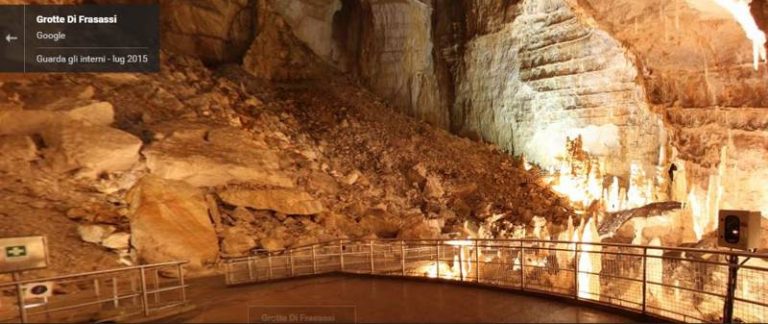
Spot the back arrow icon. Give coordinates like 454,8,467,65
5,34,18,43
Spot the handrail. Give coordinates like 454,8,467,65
0,260,188,287
255,238,768,259
223,239,768,323
0,260,189,323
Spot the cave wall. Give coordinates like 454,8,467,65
158,0,768,225
453,0,666,180
160,0,254,64
582,0,768,225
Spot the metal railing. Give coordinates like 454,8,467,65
0,261,188,323
224,239,768,323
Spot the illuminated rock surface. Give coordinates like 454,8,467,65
1,0,767,282
126,176,219,270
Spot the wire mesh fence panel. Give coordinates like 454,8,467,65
403,242,439,278
734,260,768,323
291,247,317,276
316,242,343,273
372,242,401,275
436,244,461,281
341,242,370,274
522,242,574,296
642,249,727,323
476,242,522,288
268,255,290,279
594,246,643,311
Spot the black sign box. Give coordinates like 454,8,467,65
0,5,159,73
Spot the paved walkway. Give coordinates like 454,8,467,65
171,274,642,323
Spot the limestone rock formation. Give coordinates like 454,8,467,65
218,188,325,216
0,135,37,170
220,227,257,256
143,125,295,188
242,0,330,80
126,176,219,269
160,0,254,63
101,232,131,250
0,100,114,135
77,224,116,244
42,124,143,178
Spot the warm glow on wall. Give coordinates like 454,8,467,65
713,0,767,70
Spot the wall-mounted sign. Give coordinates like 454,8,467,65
0,236,48,273
23,281,53,299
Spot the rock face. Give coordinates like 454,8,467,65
43,125,142,177
160,0,254,63
246,0,768,236
242,0,330,80
77,224,116,244
126,176,218,269
219,188,325,215
0,135,37,170
356,0,444,127
0,100,114,135
581,0,768,224
143,125,295,188
220,227,256,256
101,232,131,250
270,0,341,64
454,0,666,179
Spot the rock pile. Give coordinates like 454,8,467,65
0,51,573,278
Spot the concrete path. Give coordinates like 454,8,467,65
169,274,642,323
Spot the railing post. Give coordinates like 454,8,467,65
177,263,187,304
112,276,119,308
131,274,138,304
94,278,101,297
458,246,465,281
153,269,160,303
401,241,406,276
475,240,480,283
369,241,375,274
13,272,27,323
247,256,254,281
312,245,318,274
642,247,647,314
520,241,525,290
289,249,295,276
574,242,579,299
139,267,150,316
436,241,441,279
267,253,273,279
723,254,739,324
339,241,344,272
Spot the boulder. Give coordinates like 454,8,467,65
220,227,256,256
42,124,142,177
126,176,219,269
77,224,116,244
307,171,340,194
259,236,285,252
357,207,401,238
101,232,131,250
65,102,114,126
0,135,37,170
0,101,114,136
231,207,254,223
143,125,294,187
398,219,441,239
424,175,444,198
219,188,325,215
